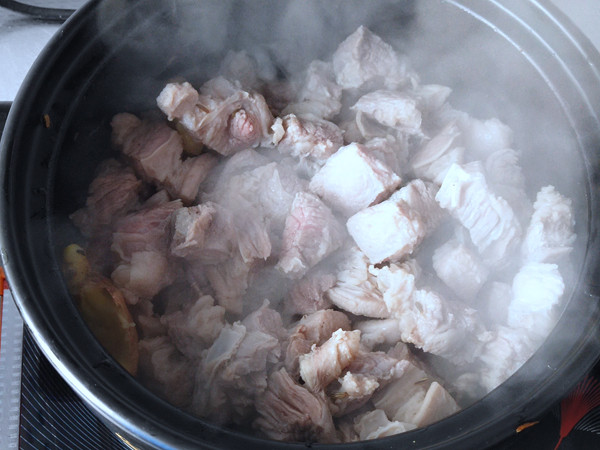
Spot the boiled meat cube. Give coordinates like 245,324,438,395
363,135,408,177
478,281,512,326
409,122,464,185
507,262,565,340
330,372,380,416
432,239,489,303
309,143,401,217
111,113,217,203
346,196,423,264
412,84,452,113
326,247,389,318
242,299,286,341
254,368,337,443
272,114,343,161
70,159,142,238
353,410,416,441
284,271,336,316
332,25,411,90
160,295,226,359
352,90,422,135
205,250,255,315
355,318,404,350
485,148,531,219
521,186,575,263
371,261,419,316
458,115,513,160
299,329,361,392
390,179,444,234
282,60,342,120
157,77,274,156
277,192,346,279
436,162,522,265
284,309,352,377
138,336,194,409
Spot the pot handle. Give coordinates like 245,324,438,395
0,0,74,22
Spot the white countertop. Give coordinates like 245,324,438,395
0,1,599,101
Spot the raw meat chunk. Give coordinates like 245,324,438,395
254,368,337,443
282,60,342,120
157,78,274,156
277,192,346,278
432,239,489,302
436,162,522,265
410,122,464,185
309,143,401,216
521,186,575,263
352,90,422,134
353,410,417,441
272,114,343,161
326,248,389,318
299,329,361,392
507,262,565,340
332,25,411,90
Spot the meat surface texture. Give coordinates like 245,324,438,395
68,24,577,445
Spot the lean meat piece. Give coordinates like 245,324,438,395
432,239,489,303
507,262,565,341
138,336,195,409
282,60,342,120
326,247,389,318
309,143,401,217
435,162,522,265
277,192,346,279
160,294,226,359
521,186,575,264
254,368,337,443
156,78,274,156
352,90,422,135
299,329,361,392
111,113,217,203
284,271,336,316
409,122,464,185
70,159,142,238
332,25,412,91
272,114,344,161
353,410,416,441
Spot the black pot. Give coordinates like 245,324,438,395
2,0,600,448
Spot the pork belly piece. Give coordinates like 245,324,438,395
111,199,182,261
352,90,422,135
111,113,217,203
390,179,444,234
485,148,531,219
277,192,346,279
70,159,142,238
193,320,281,423
355,318,404,350
346,195,422,265
371,261,419,317
160,294,226,359
435,162,522,265
432,239,489,303
205,250,254,315
373,360,459,427
282,60,342,120
521,186,575,264
284,309,352,377
326,247,389,318
272,114,344,161
157,77,274,156
363,135,409,178
353,410,417,441
299,329,361,392
409,122,464,185
309,143,401,217
458,115,514,160
507,262,565,341
138,336,194,409
332,25,411,91
111,250,175,304
285,270,336,316
254,368,337,443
